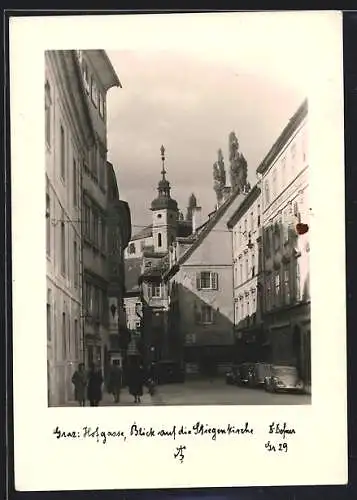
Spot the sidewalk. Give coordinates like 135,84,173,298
57,388,164,407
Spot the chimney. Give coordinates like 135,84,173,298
192,206,203,234
222,186,232,203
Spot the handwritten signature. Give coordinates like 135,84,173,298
174,445,186,463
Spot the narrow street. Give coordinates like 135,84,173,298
60,378,310,407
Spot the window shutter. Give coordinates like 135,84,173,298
196,273,201,290
213,272,219,290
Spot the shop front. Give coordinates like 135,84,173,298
266,301,311,385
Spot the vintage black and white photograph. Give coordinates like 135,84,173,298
46,48,311,407
12,11,346,491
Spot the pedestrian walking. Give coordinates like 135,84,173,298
87,363,103,407
71,363,87,407
108,361,122,403
128,359,144,404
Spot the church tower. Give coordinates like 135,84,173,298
150,145,178,253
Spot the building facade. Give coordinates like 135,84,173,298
227,184,266,363
76,50,121,375
164,189,247,374
45,50,95,406
257,99,310,385
106,161,131,374
123,147,194,365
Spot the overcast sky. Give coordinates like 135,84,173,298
106,49,305,232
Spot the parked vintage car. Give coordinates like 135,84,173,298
237,362,255,386
251,362,272,388
264,365,304,393
225,365,240,385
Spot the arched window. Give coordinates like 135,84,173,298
158,233,162,247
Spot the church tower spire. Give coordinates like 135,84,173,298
151,145,178,253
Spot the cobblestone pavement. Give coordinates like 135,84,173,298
59,378,310,407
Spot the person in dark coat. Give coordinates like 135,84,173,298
71,363,87,406
108,362,122,403
128,359,144,403
87,363,103,407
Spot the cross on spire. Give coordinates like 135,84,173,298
160,144,166,180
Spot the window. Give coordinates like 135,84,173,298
283,265,290,304
235,303,239,324
99,153,105,189
240,297,244,319
272,169,277,198
239,261,243,285
266,277,272,311
99,92,105,118
46,188,50,256
92,143,98,180
73,158,77,207
61,221,66,275
73,240,78,288
265,228,271,258
197,272,218,290
252,290,256,313
246,296,250,316
74,319,79,358
265,181,270,206
274,223,281,251
281,156,286,186
158,233,162,247
295,263,301,301
157,213,162,219
257,204,261,227
244,219,247,235
60,125,65,180
101,219,106,253
129,242,136,255
251,254,255,277
149,283,162,298
245,258,249,281
45,81,51,147
250,212,254,232
91,77,98,107
201,305,214,324
274,272,280,306
67,315,71,356
62,312,66,359
84,281,92,316
47,289,51,341
84,202,90,239
238,225,241,246
92,210,98,246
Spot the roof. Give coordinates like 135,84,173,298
151,196,178,211
130,218,193,243
227,184,261,229
85,50,121,90
164,188,247,278
131,224,153,241
256,99,308,175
